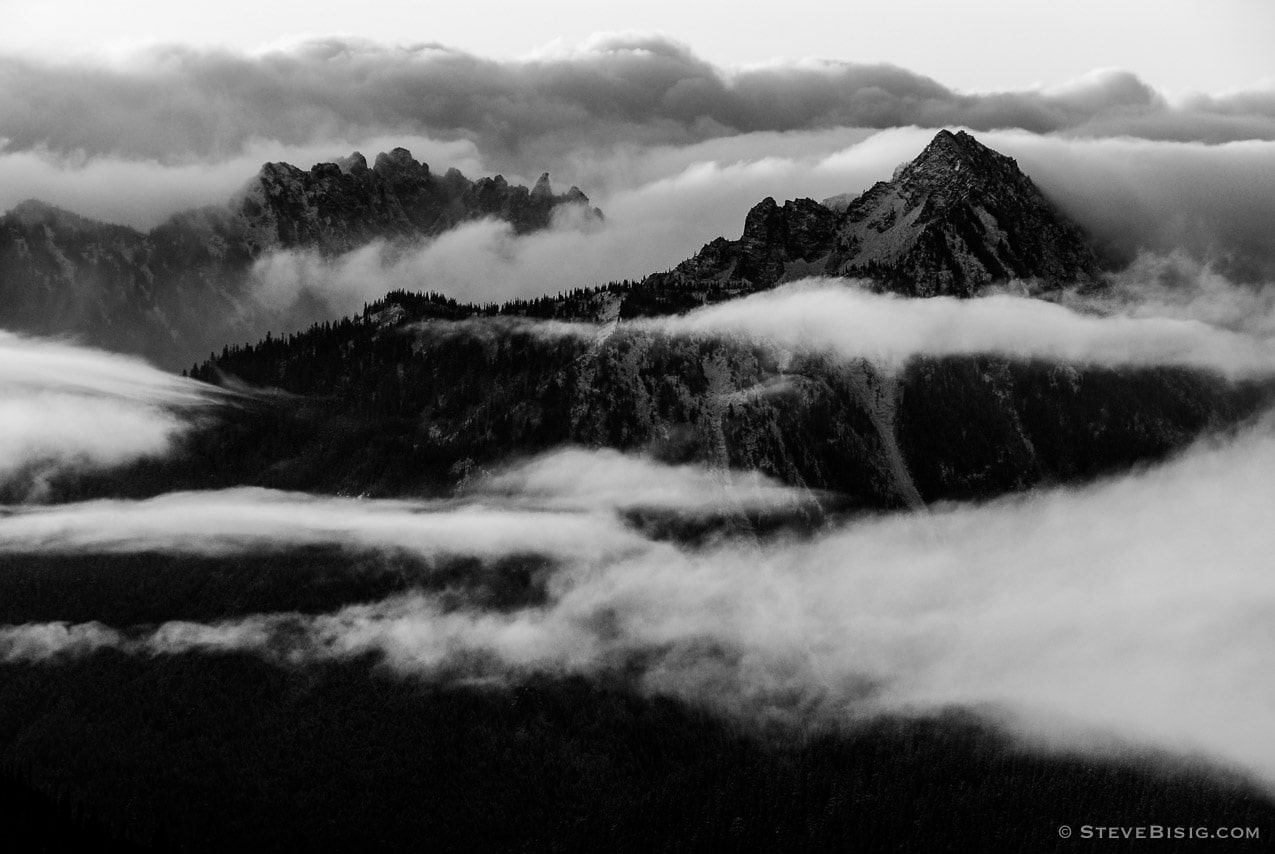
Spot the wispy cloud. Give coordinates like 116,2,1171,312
0,447,821,557
0,331,227,497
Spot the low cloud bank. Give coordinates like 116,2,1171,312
0,331,226,496
0,448,820,558
4,426,1275,783
646,280,1275,380
413,277,1275,380
471,447,822,514
0,489,644,563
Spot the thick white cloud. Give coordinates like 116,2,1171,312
0,488,645,561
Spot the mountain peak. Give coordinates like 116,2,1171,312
897,129,1024,195
633,129,1103,307
827,129,1101,295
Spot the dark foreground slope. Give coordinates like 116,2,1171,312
2,652,1271,853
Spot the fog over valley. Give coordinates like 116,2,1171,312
2,14,1274,850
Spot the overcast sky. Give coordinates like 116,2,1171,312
3,0,1271,94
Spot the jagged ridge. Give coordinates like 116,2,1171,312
238,148,600,253
0,151,601,367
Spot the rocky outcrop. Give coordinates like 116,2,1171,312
735,197,838,284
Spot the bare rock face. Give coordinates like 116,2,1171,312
826,130,1102,295
736,197,838,283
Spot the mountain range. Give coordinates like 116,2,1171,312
5,130,1274,850
0,149,599,367
2,131,1100,370
9,131,1264,514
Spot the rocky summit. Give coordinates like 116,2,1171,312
620,130,1103,311
825,130,1102,295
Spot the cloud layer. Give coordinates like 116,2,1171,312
5,426,1275,783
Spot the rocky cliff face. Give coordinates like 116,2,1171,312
0,151,600,367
